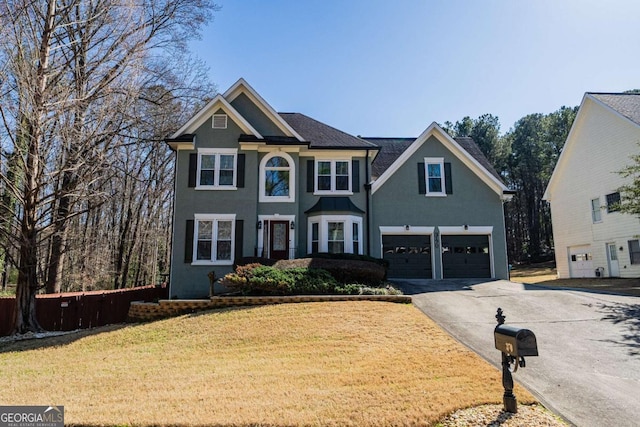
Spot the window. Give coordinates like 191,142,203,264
212,114,228,129
352,222,359,254
606,192,621,213
424,158,445,196
197,149,237,189
307,215,362,254
629,240,640,264
591,198,601,222
327,222,345,254
193,214,235,264
259,152,295,202
315,160,351,193
311,223,319,253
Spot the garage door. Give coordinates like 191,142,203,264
569,245,594,278
442,235,491,278
383,235,432,278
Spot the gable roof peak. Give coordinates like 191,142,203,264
586,92,640,127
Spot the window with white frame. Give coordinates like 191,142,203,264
259,152,295,202
307,215,363,254
197,149,237,189
628,240,640,264
591,198,601,223
193,214,235,264
316,160,351,193
424,157,445,195
606,192,621,213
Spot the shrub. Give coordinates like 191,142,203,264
306,252,389,269
234,257,277,268
221,265,338,295
274,258,385,285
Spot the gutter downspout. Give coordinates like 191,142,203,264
365,149,372,256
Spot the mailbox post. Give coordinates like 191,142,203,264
494,308,538,413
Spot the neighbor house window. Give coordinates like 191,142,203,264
424,157,445,196
193,214,235,264
629,240,640,264
606,192,621,213
212,114,228,129
197,149,237,189
259,152,295,202
591,198,602,222
307,215,362,254
315,160,351,193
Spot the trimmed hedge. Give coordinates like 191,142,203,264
274,258,385,286
220,262,400,296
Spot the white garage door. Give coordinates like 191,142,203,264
568,245,594,278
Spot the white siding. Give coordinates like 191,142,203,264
547,97,640,278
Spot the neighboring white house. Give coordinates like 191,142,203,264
544,92,640,278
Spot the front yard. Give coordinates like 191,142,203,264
1,301,539,426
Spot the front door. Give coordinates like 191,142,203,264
270,221,289,260
607,243,620,277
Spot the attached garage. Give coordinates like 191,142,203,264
442,235,491,278
568,245,595,278
383,234,432,278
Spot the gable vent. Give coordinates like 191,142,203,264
213,114,228,129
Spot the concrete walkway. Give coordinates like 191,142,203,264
393,279,640,427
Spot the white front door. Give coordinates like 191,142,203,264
607,243,620,277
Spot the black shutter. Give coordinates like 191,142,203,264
307,160,315,192
184,220,194,263
234,220,244,263
236,154,245,188
352,160,360,192
417,162,426,194
444,162,452,194
188,153,197,188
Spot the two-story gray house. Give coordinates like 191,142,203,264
166,79,512,298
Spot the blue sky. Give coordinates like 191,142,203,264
190,0,640,137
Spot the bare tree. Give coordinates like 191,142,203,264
0,0,217,333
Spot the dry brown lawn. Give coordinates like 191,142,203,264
0,301,534,426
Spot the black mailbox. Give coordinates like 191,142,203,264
494,324,538,357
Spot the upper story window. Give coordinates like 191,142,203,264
591,197,602,223
212,114,228,129
260,152,295,202
316,160,351,194
193,214,235,265
606,192,621,213
196,148,237,189
424,157,445,196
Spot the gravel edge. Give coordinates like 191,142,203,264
437,403,569,427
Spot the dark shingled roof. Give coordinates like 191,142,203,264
365,136,504,184
304,197,365,214
279,113,378,149
589,93,640,127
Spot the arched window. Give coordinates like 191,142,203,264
260,152,295,202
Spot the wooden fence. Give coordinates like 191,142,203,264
0,285,168,337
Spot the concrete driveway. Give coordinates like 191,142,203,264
393,279,640,427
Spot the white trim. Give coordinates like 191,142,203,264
257,215,296,259
314,159,352,195
438,226,495,278
378,227,435,279
307,215,363,255
191,214,236,266
424,157,446,197
259,152,296,203
195,148,238,190
170,94,262,140
223,78,305,141
371,122,508,196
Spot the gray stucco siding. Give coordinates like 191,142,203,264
230,93,287,137
370,136,509,279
